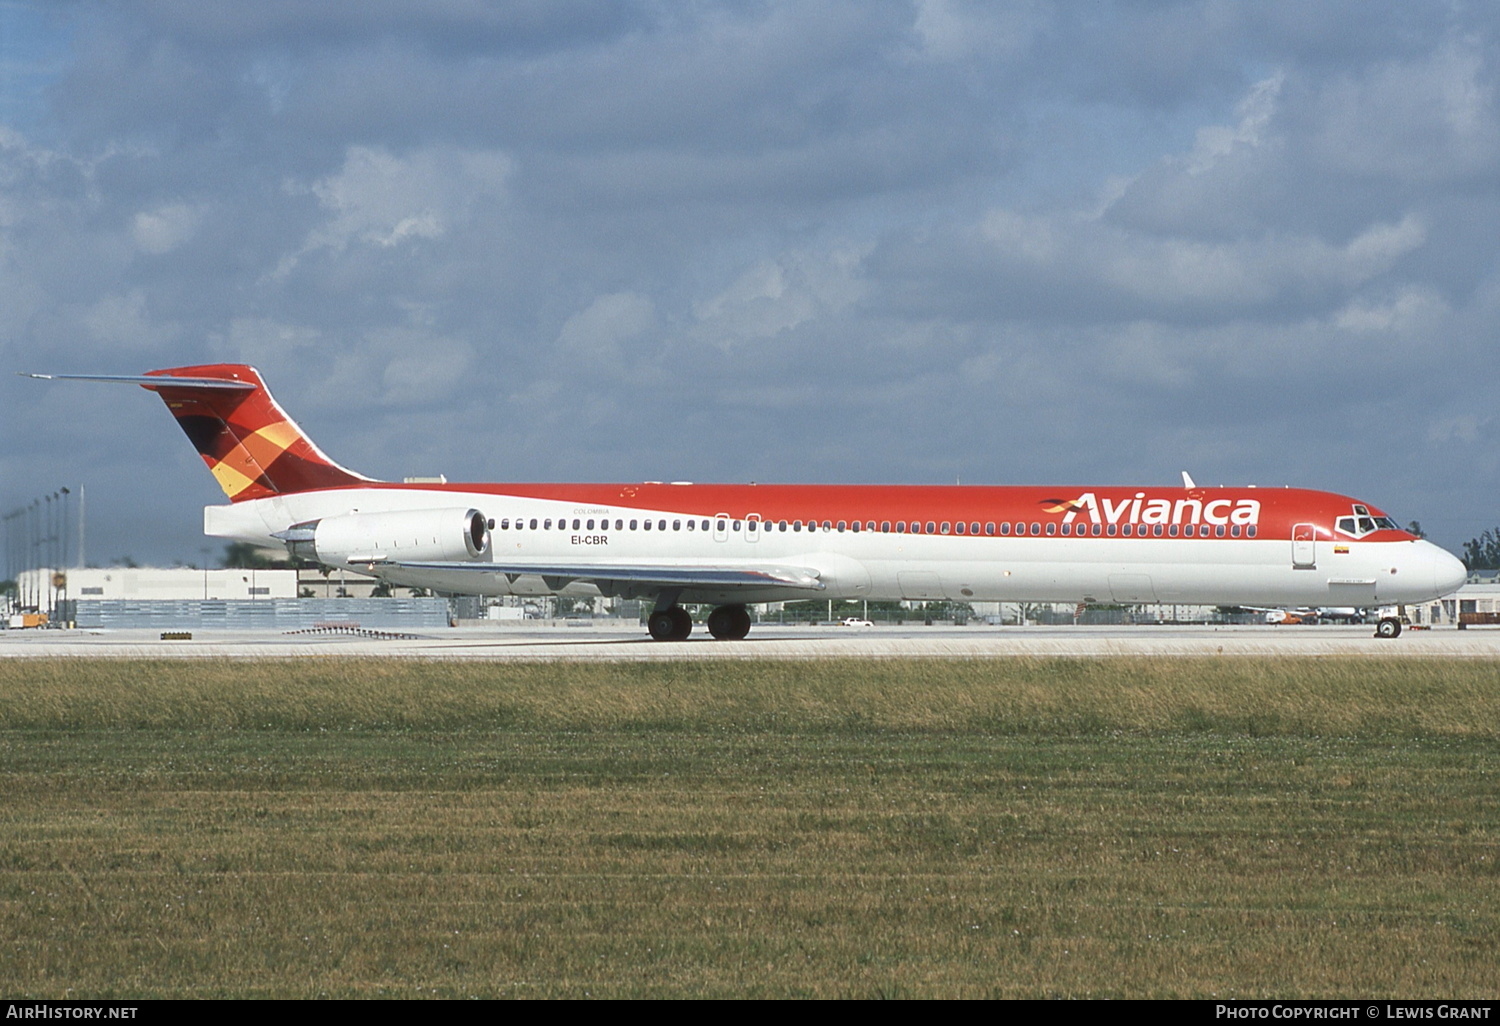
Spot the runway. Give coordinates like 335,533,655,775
2,622,1497,659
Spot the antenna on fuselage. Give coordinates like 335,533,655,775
1181,471,1197,488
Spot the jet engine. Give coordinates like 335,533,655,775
275,508,490,566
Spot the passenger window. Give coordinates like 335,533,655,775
925,521,936,534
895,522,905,534
733,521,741,531
658,520,667,531
629,519,638,530
1215,525,1226,537
955,522,965,534
673,520,681,531
793,521,802,532
644,520,652,530
1000,522,1010,536
1154,525,1163,537
500,518,509,530
1247,526,1257,538
529,519,538,530
1107,524,1117,536
587,519,595,531
1046,523,1056,536
1122,525,1132,537
881,521,891,533
686,519,695,531
941,522,951,534
1030,522,1041,535
544,519,552,530
837,521,847,532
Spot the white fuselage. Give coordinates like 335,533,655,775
206,486,1466,609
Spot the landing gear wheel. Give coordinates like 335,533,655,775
1375,618,1402,639
648,606,693,641
706,604,752,640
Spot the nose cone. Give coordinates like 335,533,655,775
1423,541,1468,598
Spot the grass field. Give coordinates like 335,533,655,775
0,657,1496,998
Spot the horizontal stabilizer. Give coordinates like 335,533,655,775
25,373,256,390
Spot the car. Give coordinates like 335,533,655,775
840,617,874,627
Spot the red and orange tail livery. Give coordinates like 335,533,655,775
142,364,371,501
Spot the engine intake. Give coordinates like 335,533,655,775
275,508,490,566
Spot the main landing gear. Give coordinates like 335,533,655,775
646,603,752,641
706,604,752,641
647,606,693,641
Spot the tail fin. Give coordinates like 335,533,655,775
141,364,374,501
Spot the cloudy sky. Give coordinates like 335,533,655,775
2,0,1497,567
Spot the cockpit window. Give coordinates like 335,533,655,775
1338,513,1402,538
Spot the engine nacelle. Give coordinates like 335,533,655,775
276,508,490,566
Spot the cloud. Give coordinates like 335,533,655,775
973,208,1426,317
690,247,866,350
289,144,510,257
131,201,204,254
556,291,657,368
1308,38,1500,182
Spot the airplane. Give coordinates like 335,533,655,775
29,363,1468,640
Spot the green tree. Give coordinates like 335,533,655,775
1462,528,1500,571
222,542,294,569
1406,520,1426,538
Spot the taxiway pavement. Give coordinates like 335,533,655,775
2,623,1496,659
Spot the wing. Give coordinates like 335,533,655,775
365,559,826,595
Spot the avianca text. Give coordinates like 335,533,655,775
1062,492,1261,527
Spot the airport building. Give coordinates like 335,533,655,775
8,567,448,630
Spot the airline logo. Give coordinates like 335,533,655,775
148,366,367,501
1041,492,1261,527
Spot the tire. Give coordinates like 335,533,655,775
649,609,690,641
1375,618,1402,639
707,604,752,640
